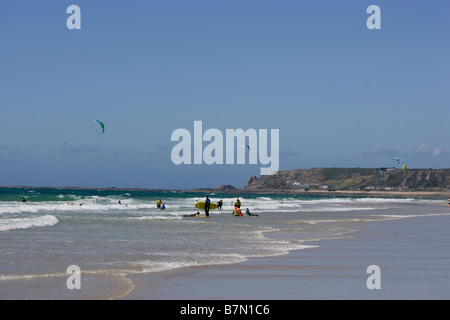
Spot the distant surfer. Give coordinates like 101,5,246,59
217,200,223,210
161,203,166,210
246,208,259,217
118,200,128,207
205,195,211,217
22,197,27,202
156,198,162,209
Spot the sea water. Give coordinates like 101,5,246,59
0,187,445,299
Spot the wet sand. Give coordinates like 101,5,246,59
122,213,450,300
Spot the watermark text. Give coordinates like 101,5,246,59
171,121,279,175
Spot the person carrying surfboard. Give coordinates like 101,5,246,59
234,198,243,216
205,195,211,217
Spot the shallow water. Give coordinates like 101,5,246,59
0,187,445,299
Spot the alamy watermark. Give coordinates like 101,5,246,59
66,265,81,290
366,265,381,290
171,121,279,176
66,5,81,30
366,5,381,30
66,4,380,31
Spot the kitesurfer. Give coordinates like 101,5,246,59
205,195,210,217
95,120,105,134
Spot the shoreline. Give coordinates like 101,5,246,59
121,212,450,300
1,185,448,199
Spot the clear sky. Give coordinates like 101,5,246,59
0,0,449,189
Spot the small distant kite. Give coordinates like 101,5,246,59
95,120,105,134
392,157,400,165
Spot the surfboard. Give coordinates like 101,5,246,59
195,201,218,210
233,207,243,216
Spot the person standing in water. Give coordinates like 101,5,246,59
205,195,211,217
234,198,242,216
156,198,162,209
235,198,241,208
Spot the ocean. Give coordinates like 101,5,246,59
0,187,445,299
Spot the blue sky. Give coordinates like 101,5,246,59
0,0,449,189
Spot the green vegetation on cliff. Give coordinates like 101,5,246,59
245,168,450,192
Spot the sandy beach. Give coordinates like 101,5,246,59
122,212,450,300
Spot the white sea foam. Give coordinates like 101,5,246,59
222,196,419,213
0,215,59,231
126,215,182,221
129,254,248,273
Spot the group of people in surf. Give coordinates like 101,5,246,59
232,197,259,217
179,195,259,218
156,198,165,210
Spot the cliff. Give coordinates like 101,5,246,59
245,168,450,192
